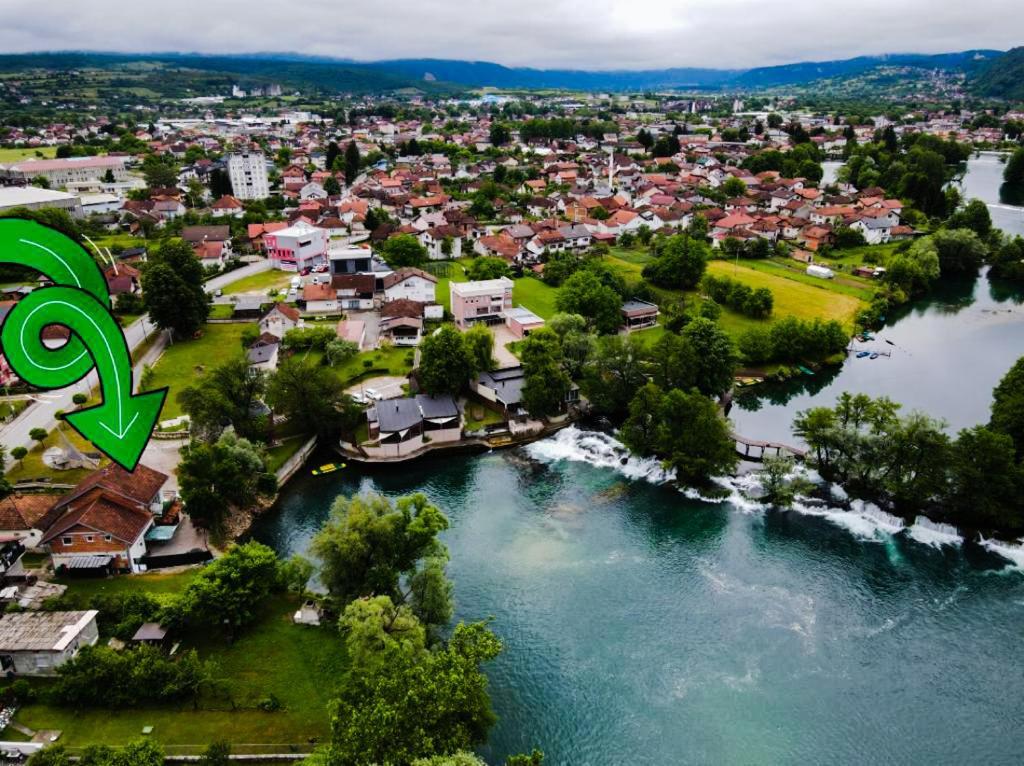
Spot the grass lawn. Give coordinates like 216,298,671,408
0,399,28,420
335,347,414,387
208,303,234,319
435,261,468,313
11,587,346,748
512,276,559,319
608,246,655,265
5,425,106,485
266,436,308,474
706,260,864,330
732,257,876,301
222,270,294,296
464,403,505,432
0,146,57,162
145,324,248,420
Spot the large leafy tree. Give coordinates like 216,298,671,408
519,328,571,418
583,334,647,418
680,317,736,397
929,228,987,277
991,356,1024,458
344,141,361,185
948,426,1023,530
178,433,275,535
418,325,472,395
555,270,621,335
177,356,267,442
266,357,357,438
326,621,501,766
172,541,281,639
380,234,428,268
1004,146,1024,185
462,323,495,375
142,239,210,337
642,233,709,290
311,492,450,609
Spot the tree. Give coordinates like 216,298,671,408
767,113,783,129
280,554,315,596
267,357,355,439
141,154,179,188
10,446,27,468
418,325,472,395
721,177,747,198
142,239,210,337
29,427,48,447
325,338,359,366
833,226,867,249
489,123,511,146
462,323,495,375
178,433,275,535
177,356,267,442
464,257,510,281
946,198,992,236
759,456,801,509
519,328,571,418
583,334,647,418
197,743,231,766
326,620,501,766
928,228,987,277
681,317,736,396
380,234,428,268
174,542,281,639
344,141,361,185
548,313,594,378
323,176,341,196
642,234,709,290
555,270,622,335
620,383,666,456
325,141,341,173
1004,146,1024,186
991,356,1024,458
948,426,1023,530
311,492,449,607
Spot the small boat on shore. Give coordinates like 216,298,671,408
856,351,871,359
869,352,879,359
312,462,346,476
798,365,815,376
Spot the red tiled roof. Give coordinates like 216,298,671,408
41,492,151,545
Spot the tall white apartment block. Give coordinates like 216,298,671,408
227,151,269,200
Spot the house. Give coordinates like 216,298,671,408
504,306,545,339
621,300,660,332
0,610,99,676
247,334,280,372
382,268,437,304
450,278,514,329
472,366,579,419
232,295,268,319
0,493,62,548
131,622,169,648
363,394,461,458
849,216,893,245
264,221,328,271
40,463,170,574
379,316,423,346
182,225,230,250
259,303,301,339
102,263,141,297
210,195,244,218
333,274,376,311
302,282,339,314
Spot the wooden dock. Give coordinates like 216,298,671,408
732,434,807,461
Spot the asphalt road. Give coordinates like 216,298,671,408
0,259,273,453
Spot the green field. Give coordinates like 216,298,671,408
434,261,468,313
145,324,248,420
10,571,345,747
0,146,57,162
335,346,414,387
5,424,106,485
222,269,294,296
512,276,559,319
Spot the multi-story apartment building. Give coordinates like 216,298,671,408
450,278,514,329
227,151,269,200
263,221,327,271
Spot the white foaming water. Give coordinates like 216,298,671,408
907,517,963,548
526,427,674,484
788,498,905,542
980,537,1024,569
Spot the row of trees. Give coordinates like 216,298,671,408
793,356,1024,532
700,274,774,319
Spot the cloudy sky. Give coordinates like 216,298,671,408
3,0,1023,70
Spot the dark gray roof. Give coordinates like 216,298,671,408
375,397,423,433
247,342,278,365
416,394,458,420
132,622,167,641
476,366,525,407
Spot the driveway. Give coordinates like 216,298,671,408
490,325,521,368
348,310,380,348
345,375,407,401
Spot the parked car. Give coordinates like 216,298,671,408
363,388,381,401
214,288,223,297
350,392,369,405
290,276,302,289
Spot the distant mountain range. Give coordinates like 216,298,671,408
0,48,1019,97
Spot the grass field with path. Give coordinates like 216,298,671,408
145,324,248,419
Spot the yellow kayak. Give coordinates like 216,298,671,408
312,462,346,476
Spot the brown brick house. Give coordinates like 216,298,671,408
40,464,169,575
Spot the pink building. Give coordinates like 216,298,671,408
263,221,327,271
450,278,513,329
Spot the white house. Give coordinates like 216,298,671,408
259,303,302,339
382,268,438,304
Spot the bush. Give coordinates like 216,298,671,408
701,274,773,318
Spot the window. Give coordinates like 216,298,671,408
105,534,112,542
61,537,72,546
85,535,94,543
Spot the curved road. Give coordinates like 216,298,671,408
0,259,272,454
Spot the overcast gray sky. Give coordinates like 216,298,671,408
2,0,1022,70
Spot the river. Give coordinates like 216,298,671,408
251,155,1024,765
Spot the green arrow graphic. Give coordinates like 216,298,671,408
0,218,112,385
0,284,166,471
